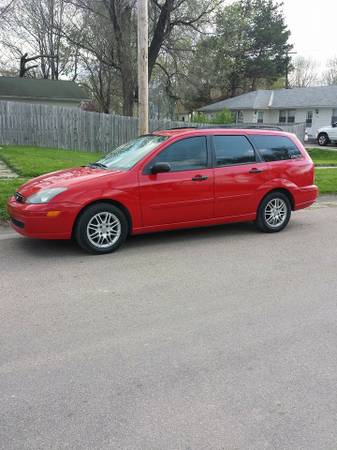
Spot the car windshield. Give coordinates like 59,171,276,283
91,135,168,170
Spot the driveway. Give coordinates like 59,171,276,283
1,199,337,450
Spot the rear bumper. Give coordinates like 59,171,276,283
293,185,319,210
7,197,80,239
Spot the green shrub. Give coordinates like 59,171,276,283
191,108,235,125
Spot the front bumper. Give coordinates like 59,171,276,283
7,197,81,239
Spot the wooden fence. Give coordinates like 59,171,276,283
0,101,306,152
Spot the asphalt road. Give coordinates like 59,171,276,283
1,199,337,450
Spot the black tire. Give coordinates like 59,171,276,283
256,192,291,233
74,203,128,254
317,133,329,146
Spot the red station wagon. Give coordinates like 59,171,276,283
8,128,318,254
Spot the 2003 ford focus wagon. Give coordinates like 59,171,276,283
8,128,318,254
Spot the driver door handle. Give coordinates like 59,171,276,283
249,168,263,174
192,175,208,181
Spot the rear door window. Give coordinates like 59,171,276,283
250,135,302,162
213,135,256,166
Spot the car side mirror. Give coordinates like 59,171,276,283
151,162,171,174
333,123,337,128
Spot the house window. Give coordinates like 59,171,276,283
306,111,313,127
279,110,287,123
236,110,244,124
332,109,337,125
287,110,296,123
279,110,296,124
257,111,264,124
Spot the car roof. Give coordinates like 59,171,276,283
153,128,291,138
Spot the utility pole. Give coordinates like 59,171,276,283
137,0,149,135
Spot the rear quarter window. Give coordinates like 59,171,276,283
250,135,302,162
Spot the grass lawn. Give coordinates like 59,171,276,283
0,178,28,221
315,168,337,194
307,148,337,166
0,145,337,222
0,145,103,178
0,145,103,221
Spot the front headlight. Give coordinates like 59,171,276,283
26,187,68,204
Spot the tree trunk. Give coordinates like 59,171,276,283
122,76,135,116
148,0,174,81
104,0,135,116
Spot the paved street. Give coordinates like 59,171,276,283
1,200,337,450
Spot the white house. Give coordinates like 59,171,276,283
199,86,337,138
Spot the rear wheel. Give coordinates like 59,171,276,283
317,133,329,146
75,203,128,254
256,192,291,233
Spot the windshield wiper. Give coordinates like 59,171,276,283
88,162,108,169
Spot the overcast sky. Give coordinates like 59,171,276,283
282,0,336,71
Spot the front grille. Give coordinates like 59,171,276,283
15,192,25,203
11,218,24,229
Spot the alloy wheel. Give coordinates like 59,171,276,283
86,212,122,249
318,135,327,145
264,198,288,228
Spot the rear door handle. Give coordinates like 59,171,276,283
192,175,208,181
249,168,263,174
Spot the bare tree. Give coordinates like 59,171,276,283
322,57,337,86
289,56,319,88
0,0,16,18
0,0,220,115
1,0,80,79
64,0,217,115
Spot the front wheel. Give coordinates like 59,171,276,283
75,203,128,254
256,192,291,233
317,133,329,146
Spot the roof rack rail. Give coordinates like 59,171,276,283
194,124,283,131
151,124,283,132
150,126,199,132
168,126,199,130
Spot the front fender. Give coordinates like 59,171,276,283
70,187,142,230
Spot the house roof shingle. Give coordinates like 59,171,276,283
0,76,89,102
199,86,337,112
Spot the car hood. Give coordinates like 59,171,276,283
18,166,123,198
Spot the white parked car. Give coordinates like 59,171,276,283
317,123,337,146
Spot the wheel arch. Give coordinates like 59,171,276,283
258,188,295,211
72,199,133,238
317,132,330,144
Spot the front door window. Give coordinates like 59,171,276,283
149,136,207,172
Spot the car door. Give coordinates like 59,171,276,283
329,124,337,140
139,136,214,227
212,135,268,218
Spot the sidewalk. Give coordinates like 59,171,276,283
0,160,18,178
306,144,337,151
